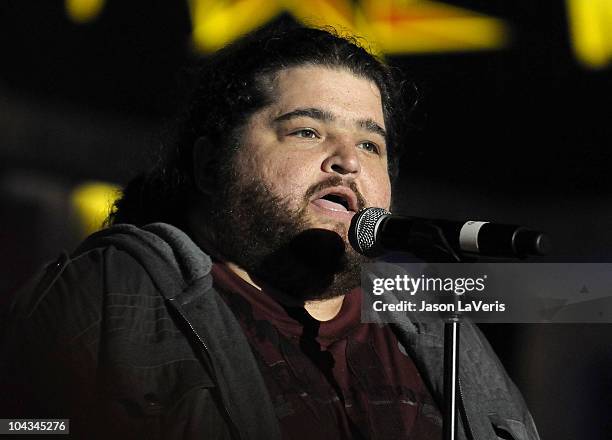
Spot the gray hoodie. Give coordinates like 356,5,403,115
3,223,539,440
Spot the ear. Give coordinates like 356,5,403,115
193,136,217,196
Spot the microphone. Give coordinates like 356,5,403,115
349,207,551,258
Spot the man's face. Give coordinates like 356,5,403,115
203,66,392,300
238,66,391,231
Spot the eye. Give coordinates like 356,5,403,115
358,141,380,155
291,128,319,139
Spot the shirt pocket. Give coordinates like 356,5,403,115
99,358,218,440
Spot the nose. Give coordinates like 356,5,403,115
320,139,361,176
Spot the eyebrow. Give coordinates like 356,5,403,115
273,107,387,141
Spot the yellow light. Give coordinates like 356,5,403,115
71,182,121,236
372,16,508,54
191,0,282,52
65,0,105,24
363,0,508,54
189,0,510,55
283,0,356,33
567,0,612,69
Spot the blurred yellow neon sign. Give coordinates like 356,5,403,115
64,0,612,68
189,0,510,54
71,182,121,235
65,0,106,23
567,0,612,69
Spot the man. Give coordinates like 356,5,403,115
2,25,539,439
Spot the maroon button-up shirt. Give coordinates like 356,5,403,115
212,263,442,439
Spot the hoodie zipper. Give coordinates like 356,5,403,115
458,377,476,440
167,296,242,440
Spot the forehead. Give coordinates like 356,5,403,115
269,66,385,129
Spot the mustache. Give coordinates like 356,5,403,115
303,176,367,211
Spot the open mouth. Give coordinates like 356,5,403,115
320,193,351,211
310,187,359,215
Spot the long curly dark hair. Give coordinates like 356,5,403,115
108,23,416,229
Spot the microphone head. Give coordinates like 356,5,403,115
349,207,391,257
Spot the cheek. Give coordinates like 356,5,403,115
245,150,312,200
361,165,392,209
376,183,392,210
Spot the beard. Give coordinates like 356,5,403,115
204,169,371,301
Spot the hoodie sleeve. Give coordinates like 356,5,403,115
1,248,106,431
1,244,231,440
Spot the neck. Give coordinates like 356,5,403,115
225,261,345,321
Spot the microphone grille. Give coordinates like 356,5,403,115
349,207,391,256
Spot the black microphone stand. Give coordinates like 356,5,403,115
424,224,473,440
443,304,464,440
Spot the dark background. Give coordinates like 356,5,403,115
1,1,610,438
